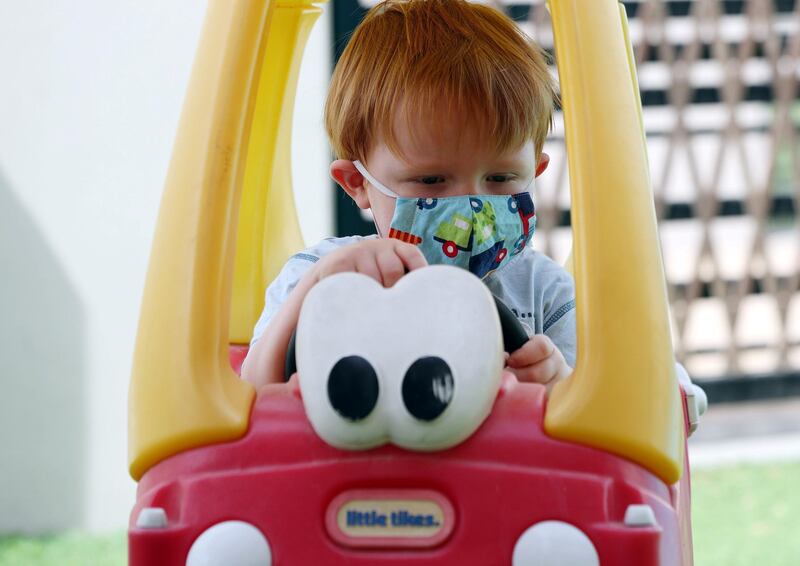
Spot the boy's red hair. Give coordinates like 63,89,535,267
325,0,557,161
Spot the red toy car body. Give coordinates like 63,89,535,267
130,371,693,565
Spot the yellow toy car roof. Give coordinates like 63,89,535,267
129,0,684,484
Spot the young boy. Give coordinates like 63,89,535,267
242,0,575,390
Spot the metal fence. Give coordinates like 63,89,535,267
332,0,800,397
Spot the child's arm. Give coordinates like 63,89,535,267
241,239,427,389
241,266,321,389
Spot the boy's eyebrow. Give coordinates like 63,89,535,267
394,161,451,175
394,159,534,177
490,157,533,169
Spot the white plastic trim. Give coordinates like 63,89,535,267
676,364,707,436
136,507,168,529
690,383,708,416
624,504,659,527
186,521,271,566
512,520,599,566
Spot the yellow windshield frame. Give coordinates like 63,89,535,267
544,0,685,484
128,0,320,480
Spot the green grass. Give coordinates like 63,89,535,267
0,532,125,566
1,462,798,565
692,462,800,566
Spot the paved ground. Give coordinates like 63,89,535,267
688,397,800,469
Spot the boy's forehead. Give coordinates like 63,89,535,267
373,103,536,167
383,101,495,162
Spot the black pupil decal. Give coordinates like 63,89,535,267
327,356,379,421
402,357,454,421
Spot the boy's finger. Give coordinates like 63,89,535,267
376,248,406,287
317,254,356,279
507,335,554,367
506,356,558,385
355,254,382,284
393,241,427,272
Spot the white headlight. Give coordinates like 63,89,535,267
512,521,599,566
186,521,271,566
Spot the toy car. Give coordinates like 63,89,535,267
128,0,705,564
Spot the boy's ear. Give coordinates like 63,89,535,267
330,160,371,210
535,152,550,178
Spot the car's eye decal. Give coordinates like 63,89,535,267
328,356,380,421
297,267,503,451
402,357,454,421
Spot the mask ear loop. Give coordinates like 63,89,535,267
352,160,401,199
352,160,401,238
520,173,536,194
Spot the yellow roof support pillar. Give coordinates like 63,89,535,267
231,0,319,343
544,0,685,484
129,0,322,480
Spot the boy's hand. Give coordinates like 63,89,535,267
505,334,572,390
242,239,426,389
312,238,427,288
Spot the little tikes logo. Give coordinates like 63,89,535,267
326,490,455,548
345,508,441,529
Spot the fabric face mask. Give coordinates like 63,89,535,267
353,161,536,279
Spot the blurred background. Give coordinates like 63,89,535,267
0,0,798,564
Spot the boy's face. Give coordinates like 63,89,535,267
331,107,550,236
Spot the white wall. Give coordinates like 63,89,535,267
0,0,332,533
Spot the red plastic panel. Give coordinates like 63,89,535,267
229,344,249,377
130,378,691,565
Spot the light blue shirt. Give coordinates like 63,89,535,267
250,235,577,367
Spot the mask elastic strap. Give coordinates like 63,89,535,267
353,160,400,199
523,175,535,192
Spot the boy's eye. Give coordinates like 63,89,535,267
418,176,444,185
487,174,513,183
